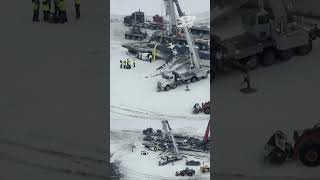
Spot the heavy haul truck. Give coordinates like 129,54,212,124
213,0,320,72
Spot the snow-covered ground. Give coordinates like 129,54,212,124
110,14,210,179
213,12,320,179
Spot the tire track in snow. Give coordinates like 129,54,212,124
111,105,208,121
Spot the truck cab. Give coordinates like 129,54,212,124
157,73,178,91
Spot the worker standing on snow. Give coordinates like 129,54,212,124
242,72,251,90
74,0,80,19
120,60,123,69
185,83,190,91
127,59,131,69
42,0,50,22
133,59,136,68
240,70,257,94
57,0,67,23
32,0,40,22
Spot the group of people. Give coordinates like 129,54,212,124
32,0,80,23
120,59,136,69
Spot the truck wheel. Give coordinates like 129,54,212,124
202,74,208,79
295,41,312,55
299,143,320,167
204,107,210,114
164,85,171,91
261,49,276,66
172,84,177,89
279,49,294,61
191,77,198,82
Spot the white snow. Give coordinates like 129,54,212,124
110,13,210,179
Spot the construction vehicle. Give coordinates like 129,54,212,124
203,120,210,146
124,26,148,40
186,160,201,166
200,165,210,173
150,0,210,51
158,120,183,166
148,142,161,151
175,168,195,176
145,15,166,30
214,0,320,72
193,101,210,114
123,10,166,30
124,10,145,27
157,26,210,91
264,122,320,166
143,134,154,141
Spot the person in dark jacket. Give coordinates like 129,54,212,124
74,0,80,19
42,0,50,21
32,0,40,22
240,70,257,93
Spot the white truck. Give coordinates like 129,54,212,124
157,26,210,91
157,68,209,91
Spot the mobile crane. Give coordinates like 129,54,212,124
150,0,210,51
157,26,209,91
158,120,183,166
214,0,320,72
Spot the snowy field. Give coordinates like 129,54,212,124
213,12,320,179
110,16,210,179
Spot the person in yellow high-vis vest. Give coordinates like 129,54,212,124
32,0,40,22
41,0,50,22
57,0,67,23
75,0,80,19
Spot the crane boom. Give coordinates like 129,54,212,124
183,26,201,70
204,120,210,142
260,0,289,33
163,0,177,35
161,120,181,158
173,0,185,17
